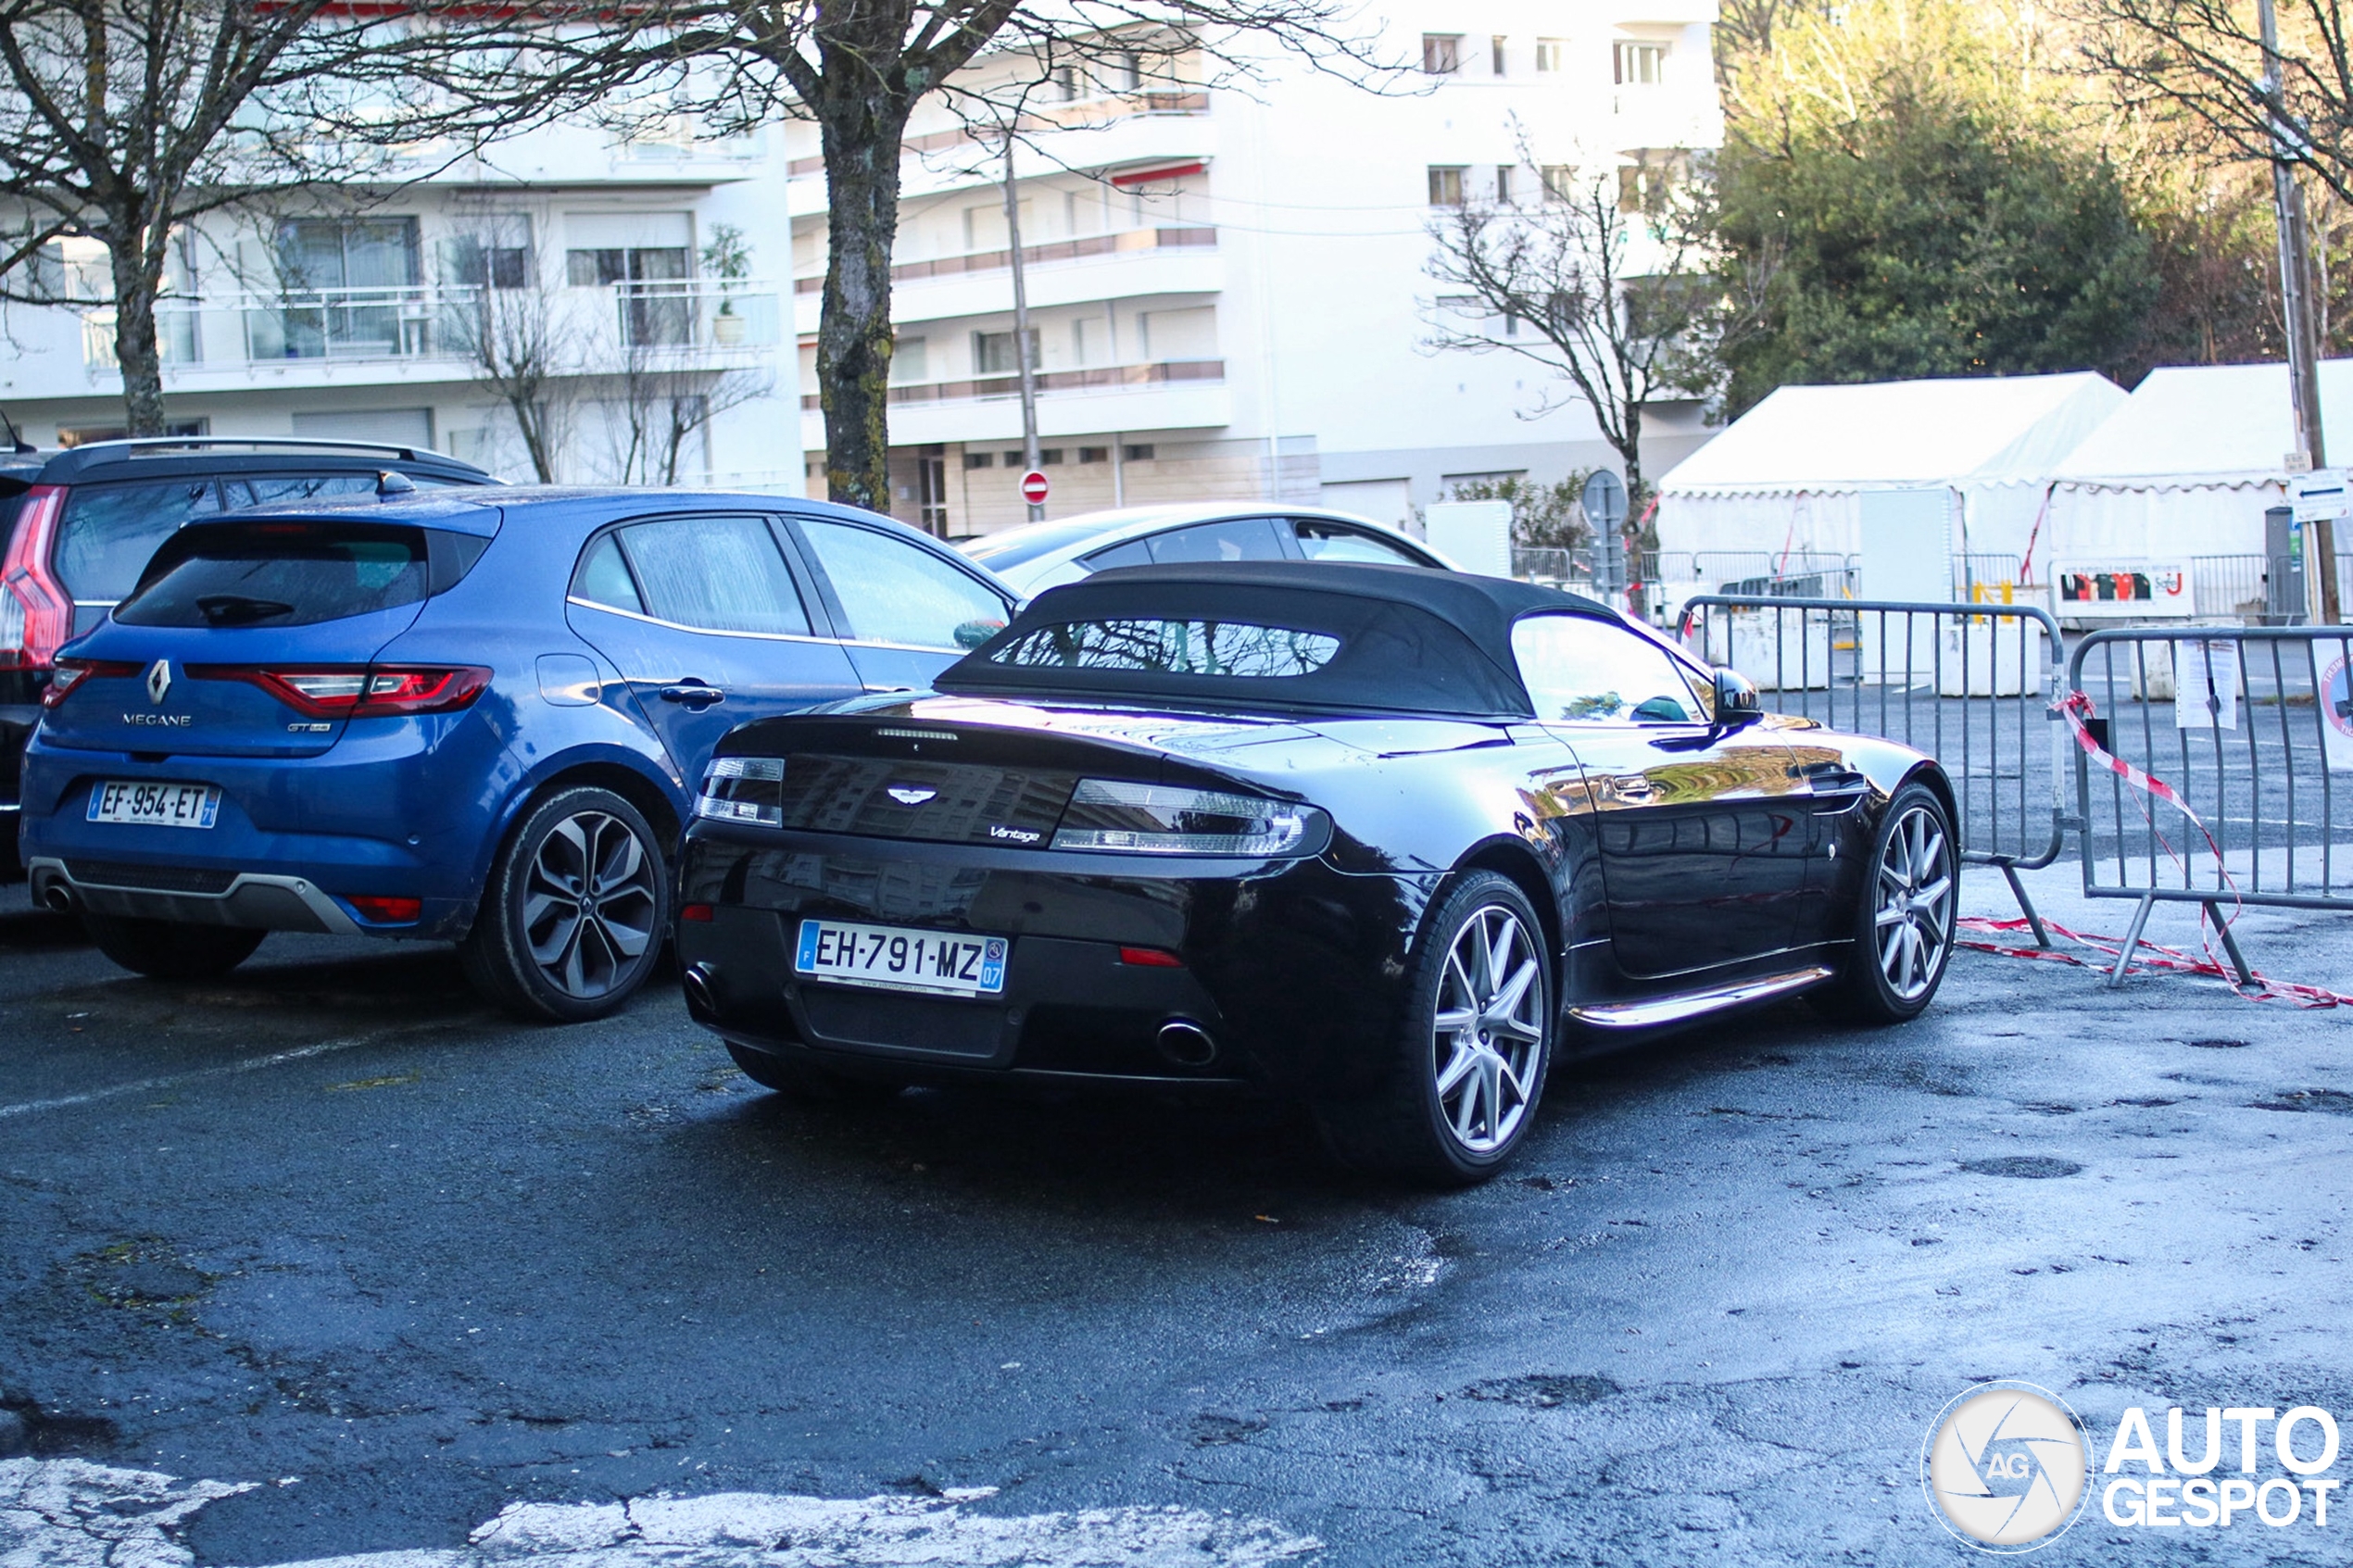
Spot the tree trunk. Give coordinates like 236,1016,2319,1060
107,227,169,436
816,98,911,514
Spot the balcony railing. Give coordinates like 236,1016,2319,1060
800,358,1223,410
785,91,1211,177
81,280,783,371
793,227,1215,295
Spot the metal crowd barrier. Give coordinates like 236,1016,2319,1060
1680,595,2067,937
2067,626,2353,985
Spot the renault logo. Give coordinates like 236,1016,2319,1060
886,784,937,806
145,659,171,706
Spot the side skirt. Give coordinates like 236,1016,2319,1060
1566,965,1834,1031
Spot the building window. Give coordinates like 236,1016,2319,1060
1052,65,1078,100
1491,35,1507,74
1421,34,1461,74
1615,40,1667,85
1535,37,1565,72
1541,165,1577,203
891,336,928,383
916,447,949,534
1038,448,1064,465
1122,444,1155,461
446,220,531,291
973,327,1039,375
1617,152,1687,212
964,451,994,470
1078,445,1109,463
1495,165,1515,203
1428,167,1466,207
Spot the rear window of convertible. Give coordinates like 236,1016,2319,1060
114,522,483,629
987,619,1341,678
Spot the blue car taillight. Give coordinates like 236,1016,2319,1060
1050,780,1321,856
695,756,785,825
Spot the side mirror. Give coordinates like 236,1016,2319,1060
1713,666,1764,726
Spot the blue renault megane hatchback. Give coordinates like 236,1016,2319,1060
19,487,1015,1019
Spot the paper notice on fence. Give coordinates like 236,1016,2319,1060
2323,653,2353,772
2173,639,2239,731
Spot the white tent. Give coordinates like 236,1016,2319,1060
2044,358,2353,562
1655,372,2127,582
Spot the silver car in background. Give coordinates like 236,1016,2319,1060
956,503,1453,598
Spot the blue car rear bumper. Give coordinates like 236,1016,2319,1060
19,711,522,941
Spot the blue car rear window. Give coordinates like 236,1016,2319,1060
115,522,434,629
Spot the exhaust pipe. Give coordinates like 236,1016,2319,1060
1155,1018,1216,1068
681,962,719,1015
39,881,73,914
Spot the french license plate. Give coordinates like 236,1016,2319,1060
794,919,1007,997
87,781,221,829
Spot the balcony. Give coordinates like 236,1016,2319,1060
799,358,1230,447
793,228,1221,334
82,280,785,386
796,227,1214,295
785,92,1211,179
800,358,1223,410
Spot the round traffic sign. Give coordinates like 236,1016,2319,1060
1020,470,1049,505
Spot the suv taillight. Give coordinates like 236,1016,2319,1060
186,664,493,719
0,485,71,671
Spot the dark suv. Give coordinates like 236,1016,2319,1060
0,438,496,873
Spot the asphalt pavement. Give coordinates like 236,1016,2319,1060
4,864,2351,1566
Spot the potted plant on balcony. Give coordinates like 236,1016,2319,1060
702,224,752,345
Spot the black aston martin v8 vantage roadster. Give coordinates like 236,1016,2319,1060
674,561,1958,1183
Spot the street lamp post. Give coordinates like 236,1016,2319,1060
1003,140,1044,522
2259,0,2345,621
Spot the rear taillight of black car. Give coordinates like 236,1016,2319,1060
0,486,71,673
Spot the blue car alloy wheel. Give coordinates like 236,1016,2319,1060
461,785,669,1023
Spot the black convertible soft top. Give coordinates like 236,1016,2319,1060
938,559,1620,718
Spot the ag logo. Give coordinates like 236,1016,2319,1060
145,659,171,706
886,784,937,806
1922,1382,2091,1551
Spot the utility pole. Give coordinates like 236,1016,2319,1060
1003,139,1044,521
2259,0,2345,621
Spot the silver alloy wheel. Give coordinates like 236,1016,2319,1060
1874,803,1955,1002
522,809,659,999
1431,905,1545,1154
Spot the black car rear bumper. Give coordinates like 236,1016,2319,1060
676,823,1433,1094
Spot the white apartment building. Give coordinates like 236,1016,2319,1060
0,0,1718,522
791,0,1723,535
0,121,800,485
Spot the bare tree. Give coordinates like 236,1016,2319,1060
0,0,453,434
437,232,585,483
598,354,774,485
434,2,1404,512
2078,0,2353,206
1425,144,1718,503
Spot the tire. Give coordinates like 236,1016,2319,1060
725,1041,904,1104
1814,781,1957,1024
80,910,265,980
1315,871,1554,1185
461,785,668,1022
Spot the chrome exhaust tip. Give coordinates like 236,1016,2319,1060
681,962,719,1014
1155,1018,1216,1068
39,881,73,914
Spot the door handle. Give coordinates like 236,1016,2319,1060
1611,774,1656,801
659,684,726,709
